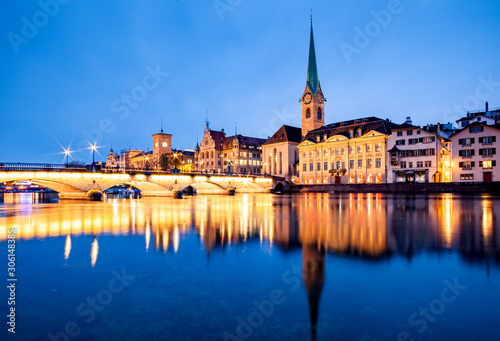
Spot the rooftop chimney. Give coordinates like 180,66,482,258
486,102,489,112
404,116,412,125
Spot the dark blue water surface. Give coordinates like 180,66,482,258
0,193,499,341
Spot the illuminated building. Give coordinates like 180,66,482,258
386,117,452,183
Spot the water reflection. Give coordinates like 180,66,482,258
0,193,499,340
1,194,499,265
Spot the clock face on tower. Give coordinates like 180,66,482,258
162,142,168,147
315,92,324,104
302,92,313,105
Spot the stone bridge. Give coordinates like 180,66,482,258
0,170,276,199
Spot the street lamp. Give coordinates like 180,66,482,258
64,149,71,167
91,144,97,164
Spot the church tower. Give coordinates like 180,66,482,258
301,17,325,136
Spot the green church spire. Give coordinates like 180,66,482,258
307,17,320,95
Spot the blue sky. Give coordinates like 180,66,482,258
1,0,500,163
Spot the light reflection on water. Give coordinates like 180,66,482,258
1,193,497,264
0,192,499,340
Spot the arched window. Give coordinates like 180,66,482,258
317,107,322,120
306,108,311,119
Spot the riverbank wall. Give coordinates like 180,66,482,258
291,182,500,194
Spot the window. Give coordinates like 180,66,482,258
407,130,413,136
375,158,381,168
479,136,496,145
317,162,321,171
459,150,474,158
459,161,474,170
349,146,354,154
349,130,354,138
316,150,320,157
358,159,363,169
357,128,362,137
341,148,346,155
417,161,423,168
317,107,322,120
342,162,346,169
422,136,435,143
349,159,354,169
303,164,306,172
367,144,372,153
309,163,313,171
306,108,311,119
460,174,474,180
317,136,321,142
480,148,496,157
409,162,413,168
331,163,335,170
367,158,372,169
459,138,475,146
375,143,381,152
409,138,418,145
417,130,421,135
396,140,406,146
336,161,341,169
397,131,403,137
324,162,328,170
469,126,484,133
425,161,432,167
401,161,407,168
357,145,363,153
481,160,495,169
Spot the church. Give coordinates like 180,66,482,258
264,17,394,184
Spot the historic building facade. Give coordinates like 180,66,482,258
450,122,500,182
262,125,302,181
386,118,452,183
298,117,392,184
195,123,265,174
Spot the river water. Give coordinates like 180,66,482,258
0,192,499,341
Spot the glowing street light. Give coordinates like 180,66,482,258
90,144,97,164
64,148,71,166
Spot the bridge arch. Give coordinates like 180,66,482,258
28,180,87,199
190,181,227,194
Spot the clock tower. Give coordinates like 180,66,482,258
152,129,172,168
301,18,325,136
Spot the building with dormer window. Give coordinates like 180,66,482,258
298,117,392,184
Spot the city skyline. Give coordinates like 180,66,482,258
2,1,500,163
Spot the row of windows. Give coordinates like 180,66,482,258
396,130,422,136
398,161,432,168
303,158,382,172
396,137,435,145
391,149,436,158
459,160,496,169
302,144,383,158
303,173,383,184
459,148,497,158
458,136,496,146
